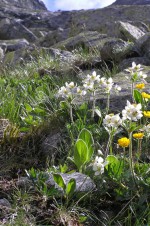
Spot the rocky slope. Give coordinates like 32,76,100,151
0,0,47,10
113,0,150,5
0,0,150,81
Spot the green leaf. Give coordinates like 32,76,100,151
60,101,69,110
66,178,76,196
74,139,88,170
60,164,68,173
106,155,124,179
78,128,94,161
25,103,33,112
53,174,66,190
134,90,142,104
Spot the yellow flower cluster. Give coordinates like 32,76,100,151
118,137,130,148
135,83,145,89
133,133,144,139
143,111,150,118
141,92,150,99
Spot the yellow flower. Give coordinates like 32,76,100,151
118,137,130,147
143,111,150,118
141,92,150,99
133,132,144,139
135,83,145,89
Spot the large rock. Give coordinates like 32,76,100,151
114,21,145,42
0,39,29,52
53,31,107,50
136,33,150,58
46,172,96,193
0,18,37,42
118,57,150,71
100,38,134,63
38,28,70,47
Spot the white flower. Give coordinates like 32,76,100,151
114,84,121,92
58,86,71,98
103,113,122,128
93,156,107,175
111,114,122,127
65,82,75,89
76,87,87,96
83,71,100,91
99,77,106,85
97,150,103,156
125,62,143,73
138,71,147,80
83,81,94,91
90,71,100,82
101,77,114,93
143,124,150,134
122,100,143,121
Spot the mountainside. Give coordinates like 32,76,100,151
0,0,47,10
113,0,150,5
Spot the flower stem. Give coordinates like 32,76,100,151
131,82,134,102
106,131,113,156
92,91,96,118
106,92,110,114
129,132,137,186
70,104,74,123
137,139,142,159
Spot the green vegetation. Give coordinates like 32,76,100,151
0,53,150,225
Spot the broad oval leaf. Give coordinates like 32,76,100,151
53,174,66,190
78,128,94,161
74,139,88,170
66,178,76,196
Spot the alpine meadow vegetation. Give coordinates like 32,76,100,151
0,57,150,225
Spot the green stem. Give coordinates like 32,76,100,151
106,92,110,114
106,131,113,156
91,91,96,118
131,82,134,102
70,104,74,123
129,132,137,186
137,139,142,159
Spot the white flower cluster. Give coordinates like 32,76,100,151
103,100,143,130
57,82,86,99
93,154,107,175
125,62,147,81
57,71,122,100
83,71,100,91
103,113,122,128
82,72,121,94
122,100,143,121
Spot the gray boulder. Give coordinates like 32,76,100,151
0,198,11,209
38,28,70,47
53,31,107,51
136,32,150,58
118,57,150,71
114,21,145,42
100,38,134,63
0,18,37,42
46,172,96,193
0,39,29,52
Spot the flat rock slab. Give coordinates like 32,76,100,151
46,172,96,193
